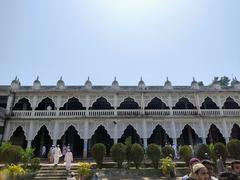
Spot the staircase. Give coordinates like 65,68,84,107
35,165,78,179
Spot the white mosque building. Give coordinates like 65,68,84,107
0,76,240,158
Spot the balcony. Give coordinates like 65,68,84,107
11,109,240,119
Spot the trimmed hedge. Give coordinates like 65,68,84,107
146,144,161,169
195,144,210,160
130,144,144,169
91,143,106,169
227,139,240,160
162,145,175,159
214,142,227,161
179,145,192,164
110,143,126,168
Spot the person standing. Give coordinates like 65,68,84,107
62,145,67,157
64,149,73,171
53,145,62,167
216,155,225,174
48,145,55,163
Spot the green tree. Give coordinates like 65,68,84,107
227,139,240,160
162,145,175,159
130,143,144,169
146,144,161,169
179,145,193,165
91,143,106,169
124,136,132,165
110,143,126,168
220,76,230,86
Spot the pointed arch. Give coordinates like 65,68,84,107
10,126,27,148
89,97,114,110
206,124,226,144
35,97,55,110
222,97,240,109
60,97,86,110
90,125,113,155
200,97,219,109
148,125,172,146
118,125,141,144
31,125,53,157
230,124,240,140
117,98,140,109
173,97,196,109
178,125,202,145
145,97,169,109
57,125,83,157
13,98,32,110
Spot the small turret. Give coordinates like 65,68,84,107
112,77,119,90
33,76,41,90
11,76,20,91
84,77,92,89
56,76,65,90
164,77,173,90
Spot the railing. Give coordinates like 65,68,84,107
200,109,221,116
12,109,240,118
145,109,170,116
89,110,114,117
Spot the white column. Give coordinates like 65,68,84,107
143,138,148,149
53,121,59,145
27,140,32,148
85,95,90,116
171,120,177,141
83,121,89,157
200,119,207,144
141,93,145,115
27,120,34,143
202,137,207,144
114,121,118,144
83,139,88,158
168,95,173,116
114,94,118,116
217,95,223,116
6,94,14,114
195,93,202,115
31,96,37,116
3,121,10,141
173,138,177,146
222,119,230,143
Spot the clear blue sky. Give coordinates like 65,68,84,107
0,0,240,86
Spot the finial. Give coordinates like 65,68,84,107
60,76,62,81
114,76,116,81
88,76,90,81
166,77,169,81
140,76,143,81
36,76,39,80
193,77,195,81
15,76,17,81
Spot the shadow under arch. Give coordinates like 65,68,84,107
57,126,83,157
231,124,240,140
177,125,202,145
148,125,173,146
118,125,141,144
206,124,226,144
10,126,27,148
31,125,53,157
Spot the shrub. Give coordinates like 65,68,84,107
162,145,175,159
214,142,227,161
77,162,92,177
146,144,161,169
0,164,25,180
110,143,126,168
91,143,106,169
30,157,41,171
227,139,240,160
195,144,210,160
160,157,176,177
124,136,132,165
179,145,192,164
130,143,144,169
21,148,34,169
0,143,23,164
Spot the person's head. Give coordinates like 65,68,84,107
193,163,209,180
67,148,71,152
217,154,222,159
231,160,240,175
219,171,239,180
201,159,214,177
189,158,201,172
57,144,60,147
70,172,75,177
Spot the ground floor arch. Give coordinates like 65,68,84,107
178,125,202,145
147,125,173,146
118,125,141,144
90,125,113,155
231,124,240,140
10,126,27,148
206,124,226,144
31,126,53,157
57,126,83,157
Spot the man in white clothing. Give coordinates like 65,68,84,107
64,149,73,171
53,145,62,167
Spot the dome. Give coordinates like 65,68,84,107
138,77,146,89
164,77,173,90
56,76,65,90
11,76,20,91
84,77,92,89
33,76,41,90
191,77,200,90
112,77,119,89
231,77,240,89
